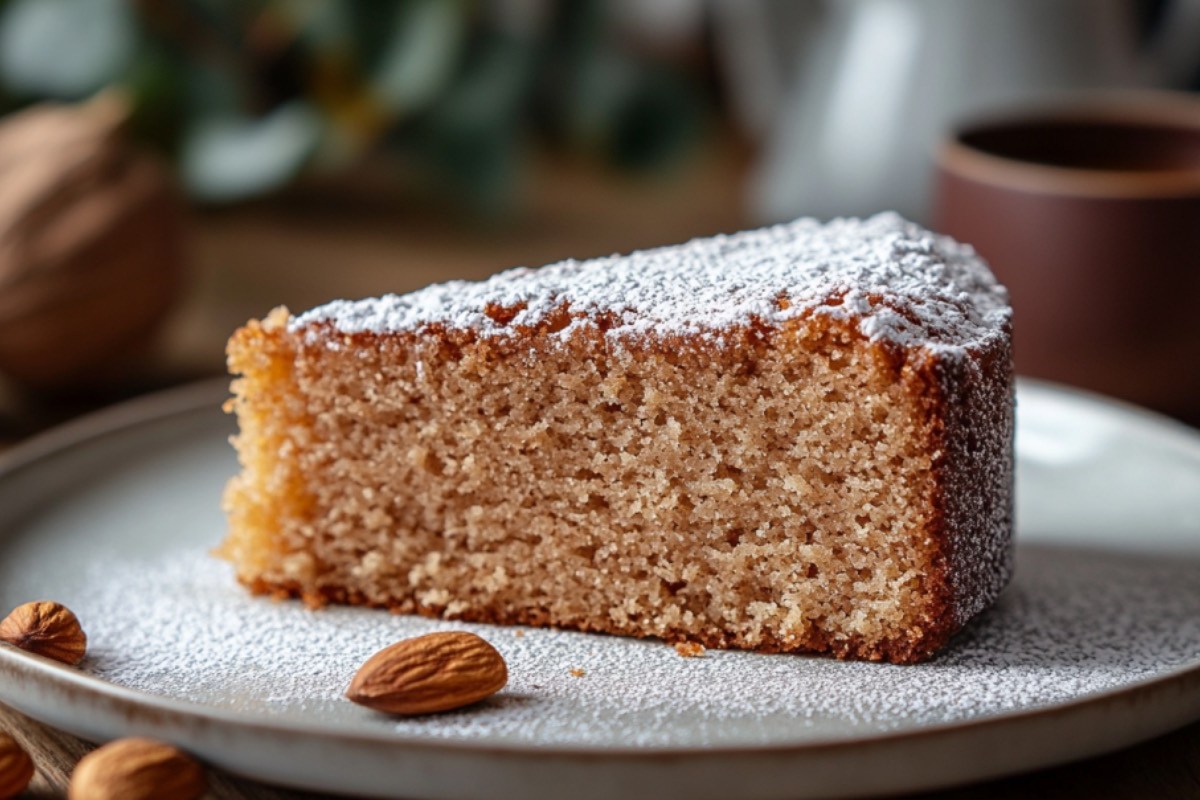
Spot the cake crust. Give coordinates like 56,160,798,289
221,214,1014,664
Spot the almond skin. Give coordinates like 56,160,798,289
69,738,205,800
347,631,508,715
0,732,34,800
0,601,87,665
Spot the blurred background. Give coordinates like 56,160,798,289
0,0,1198,441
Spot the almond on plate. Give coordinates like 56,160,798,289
347,631,507,715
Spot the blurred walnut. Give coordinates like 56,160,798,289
0,94,185,392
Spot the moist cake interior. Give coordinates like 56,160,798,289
223,310,946,662
221,213,1014,664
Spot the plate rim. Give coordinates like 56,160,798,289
1,377,1199,760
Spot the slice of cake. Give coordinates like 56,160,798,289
220,213,1013,664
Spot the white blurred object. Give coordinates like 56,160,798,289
612,0,706,55
711,1,823,139
713,0,1200,223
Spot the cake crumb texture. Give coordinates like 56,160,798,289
221,215,1014,664
675,642,706,658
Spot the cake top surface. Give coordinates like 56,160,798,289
293,213,1010,351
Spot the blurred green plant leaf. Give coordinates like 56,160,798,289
281,0,354,49
368,0,466,115
339,1,399,65
560,48,637,151
182,100,322,202
121,44,189,155
610,65,706,171
184,58,246,119
0,0,135,99
401,34,536,214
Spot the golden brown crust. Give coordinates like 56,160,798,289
918,328,1016,639
243,576,946,664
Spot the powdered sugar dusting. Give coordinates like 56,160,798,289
291,214,1010,352
68,544,1200,748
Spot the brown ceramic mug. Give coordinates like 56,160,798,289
933,92,1200,420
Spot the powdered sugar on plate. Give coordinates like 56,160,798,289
70,543,1200,748
291,213,1010,353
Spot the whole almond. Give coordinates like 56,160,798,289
0,732,34,800
0,601,87,665
69,738,205,800
347,631,508,715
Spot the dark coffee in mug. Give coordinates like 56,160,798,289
934,92,1200,419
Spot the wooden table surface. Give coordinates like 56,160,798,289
2,144,1199,799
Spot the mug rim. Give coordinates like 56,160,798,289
939,90,1200,199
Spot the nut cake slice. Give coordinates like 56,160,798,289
221,213,1013,663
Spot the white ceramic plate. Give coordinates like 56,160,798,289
0,379,1198,799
